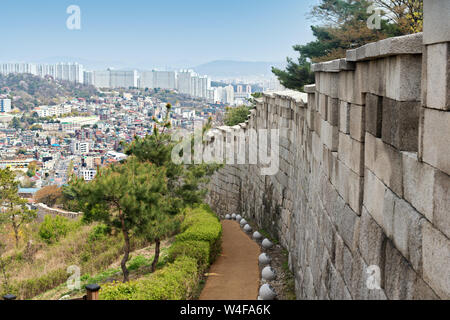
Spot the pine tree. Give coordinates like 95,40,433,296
0,168,37,248
70,157,167,282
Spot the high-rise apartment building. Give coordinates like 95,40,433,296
0,99,12,113
0,63,37,75
92,70,111,88
109,70,138,88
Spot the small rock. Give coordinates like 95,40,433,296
253,231,263,241
240,219,247,227
225,214,231,220
262,266,277,281
259,284,277,300
258,253,272,265
262,239,273,249
244,224,252,233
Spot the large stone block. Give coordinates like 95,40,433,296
351,62,369,105
420,107,450,176
423,0,450,45
349,104,365,142
363,169,388,229
365,93,383,138
327,97,339,126
383,240,421,300
392,198,424,273
365,133,403,196
367,59,386,96
358,207,387,267
339,101,350,134
381,97,420,151
337,160,363,214
318,93,328,120
422,222,450,299
433,170,450,239
338,132,364,176
402,152,435,222
335,204,359,250
385,55,422,102
425,43,450,111
339,71,355,103
321,119,339,152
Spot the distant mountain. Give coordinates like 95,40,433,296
193,60,285,79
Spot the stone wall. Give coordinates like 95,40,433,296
206,2,449,300
35,203,81,221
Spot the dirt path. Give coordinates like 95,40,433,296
199,220,261,300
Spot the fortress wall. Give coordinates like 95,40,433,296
206,1,449,300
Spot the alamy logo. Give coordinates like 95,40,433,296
66,5,81,30
367,5,381,30
67,265,81,290
171,124,280,176
366,265,381,290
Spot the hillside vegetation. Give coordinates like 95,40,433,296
0,73,100,111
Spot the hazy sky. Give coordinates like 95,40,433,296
0,0,318,69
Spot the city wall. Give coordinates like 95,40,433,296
35,203,81,221
206,2,449,300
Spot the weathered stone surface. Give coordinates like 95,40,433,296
385,55,422,102
337,160,363,214
420,107,450,176
365,93,383,138
304,84,316,94
422,222,450,299
358,207,387,267
402,152,435,222
384,240,419,300
335,204,358,249
425,43,449,111
338,132,364,176
392,198,424,273
423,0,450,45
381,97,420,151
433,170,450,239
365,133,403,197
339,101,350,134
349,104,365,142
327,97,339,126
321,119,339,152
318,93,328,120
363,169,387,229
350,33,423,61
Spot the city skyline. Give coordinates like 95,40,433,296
0,0,318,69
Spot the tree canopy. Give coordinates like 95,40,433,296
273,0,424,91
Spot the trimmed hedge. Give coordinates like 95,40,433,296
168,240,210,271
100,256,199,300
99,206,222,300
176,206,222,262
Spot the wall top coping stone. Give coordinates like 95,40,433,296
312,33,423,72
265,90,307,105
311,59,355,72
304,84,316,93
346,32,423,62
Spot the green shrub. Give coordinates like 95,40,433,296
99,206,222,301
168,240,210,271
38,215,72,244
176,207,222,262
100,256,199,300
88,224,111,241
127,255,150,271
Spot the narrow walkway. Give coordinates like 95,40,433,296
199,220,261,300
